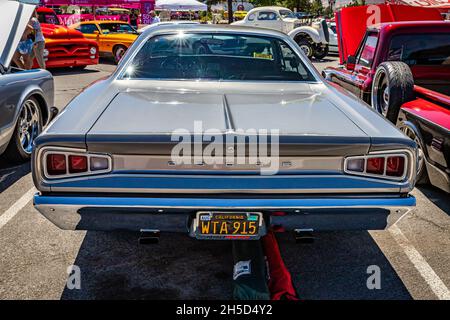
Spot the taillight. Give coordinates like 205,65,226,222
46,154,66,175
68,155,88,173
44,151,111,178
345,153,407,180
366,157,385,174
386,156,405,177
346,158,364,172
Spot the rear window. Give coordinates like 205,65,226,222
99,23,136,34
122,33,315,82
388,33,450,66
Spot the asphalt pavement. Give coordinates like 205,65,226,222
0,57,449,300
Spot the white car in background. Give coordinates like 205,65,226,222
232,6,331,59
328,22,338,54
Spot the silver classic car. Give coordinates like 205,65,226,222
32,25,417,241
1,0,55,162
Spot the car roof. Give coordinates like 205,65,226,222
248,6,290,12
36,7,55,13
139,23,290,39
80,20,131,24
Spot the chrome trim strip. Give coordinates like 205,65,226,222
34,193,416,210
112,154,344,172
47,186,401,194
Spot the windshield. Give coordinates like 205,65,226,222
99,23,136,34
388,33,450,66
123,33,315,82
38,12,60,25
279,10,295,19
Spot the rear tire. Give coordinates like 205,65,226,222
313,44,329,59
371,61,414,123
3,97,43,163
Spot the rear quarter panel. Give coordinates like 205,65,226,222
0,69,54,152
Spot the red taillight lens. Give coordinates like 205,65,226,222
386,156,405,177
68,155,88,173
346,158,365,172
47,154,66,175
366,157,385,175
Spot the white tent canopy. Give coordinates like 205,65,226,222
155,0,207,11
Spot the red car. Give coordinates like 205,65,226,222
35,7,99,69
323,5,450,193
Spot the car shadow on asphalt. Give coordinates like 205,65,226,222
61,231,234,299
50,68,100,76
279,231,412,300
60,230,411,300
0,160,30,193
418,186,450,216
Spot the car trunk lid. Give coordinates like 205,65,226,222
86,90,370,156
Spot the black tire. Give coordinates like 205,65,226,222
72,65,87,70
371,61,414,123
113,45,127,64
295,38,314,59
399,124,429,185
313,44,329,60
3,97,43,163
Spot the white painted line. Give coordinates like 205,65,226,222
390,224,450,300
0,187,36,230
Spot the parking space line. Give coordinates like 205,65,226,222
389,224,450,300
0,187,35,230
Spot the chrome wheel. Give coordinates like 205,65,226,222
18,99,41,155
373,72,389,116
114,46,126,63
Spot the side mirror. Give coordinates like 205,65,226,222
347,55,356,71
101,30,109,34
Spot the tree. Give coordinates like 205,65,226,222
310,0,324,16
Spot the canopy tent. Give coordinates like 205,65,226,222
155,0,207,11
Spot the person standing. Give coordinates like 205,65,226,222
12,21,34,69
150,10,160,24
30,9,46,69
129,10,138,28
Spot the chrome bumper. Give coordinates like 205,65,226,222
33,194,415,234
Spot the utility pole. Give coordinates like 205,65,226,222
228,0,233,24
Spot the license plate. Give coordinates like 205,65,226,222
195,212,263,240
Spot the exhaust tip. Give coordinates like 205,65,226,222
139,229,160,245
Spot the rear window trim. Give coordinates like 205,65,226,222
116,31,320,83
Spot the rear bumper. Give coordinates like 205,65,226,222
34,194,415,234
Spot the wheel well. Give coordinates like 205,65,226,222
294,33,313,44
30,94,48,125
113,44,127,54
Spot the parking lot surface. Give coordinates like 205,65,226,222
0,57,449,300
